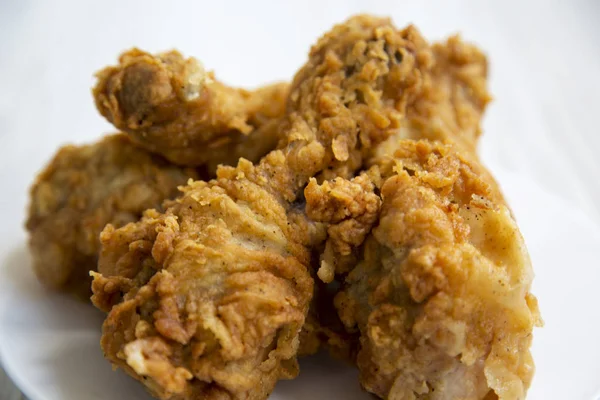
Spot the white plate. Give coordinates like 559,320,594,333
1,168,600,400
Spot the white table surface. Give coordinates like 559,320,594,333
1,0,599,398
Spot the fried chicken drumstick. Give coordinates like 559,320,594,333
94,49,288,170
301,20,540,400
301,23,501,363
25,134,197,297
27,13,539,400
332,140,541,399
27,60,289,298
91,15,433,400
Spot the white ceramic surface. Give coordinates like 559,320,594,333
1,168,599,400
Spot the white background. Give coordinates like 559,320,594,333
1,0,600,398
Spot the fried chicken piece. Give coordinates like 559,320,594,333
25,134,197,298
416,36,491,152
372,35,491,165
27,60,288,298
299,32,536,399
334,140,541,399
300,33,496,365
91,15,433,399
94,48,288,170
306,33,495,289
92,172,316,399
305,172,382,283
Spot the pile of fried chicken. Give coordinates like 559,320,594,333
26,15,541,400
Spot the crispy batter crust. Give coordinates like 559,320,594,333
296,20,539,399
25,134,197,297
93,170,313,399
336,140,541,399
91,15,435,399
31,13,543,400
94,49,287,170
371,34,491,166
305,172,381,283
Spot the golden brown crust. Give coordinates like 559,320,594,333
86,15,539,400
371,34,491,168
279,18,432,186
94,48,287,170
93,164,314,400
92,15,435,399
25,134,197,297
336,140,541,399
419,35,491,152
296,21,496,364
305,172,381,283
301,25,538,399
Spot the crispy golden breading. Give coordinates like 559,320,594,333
304,31,494,292
369,34,504,202
92,172,315,399
305,172,381,283
416,36,491,152
335,140,541,399
372,34,490,164
293,21,538,399
91,15,434,400
25,134,197,297
94,48,287,170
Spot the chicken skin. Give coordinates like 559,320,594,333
25,134,197,297
91,15,433,400
28,59,289,298
94,48,288,170
304,29,497,286
372,34,491,163
334,140,541,399
300,20,539,400
26,12,540,400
